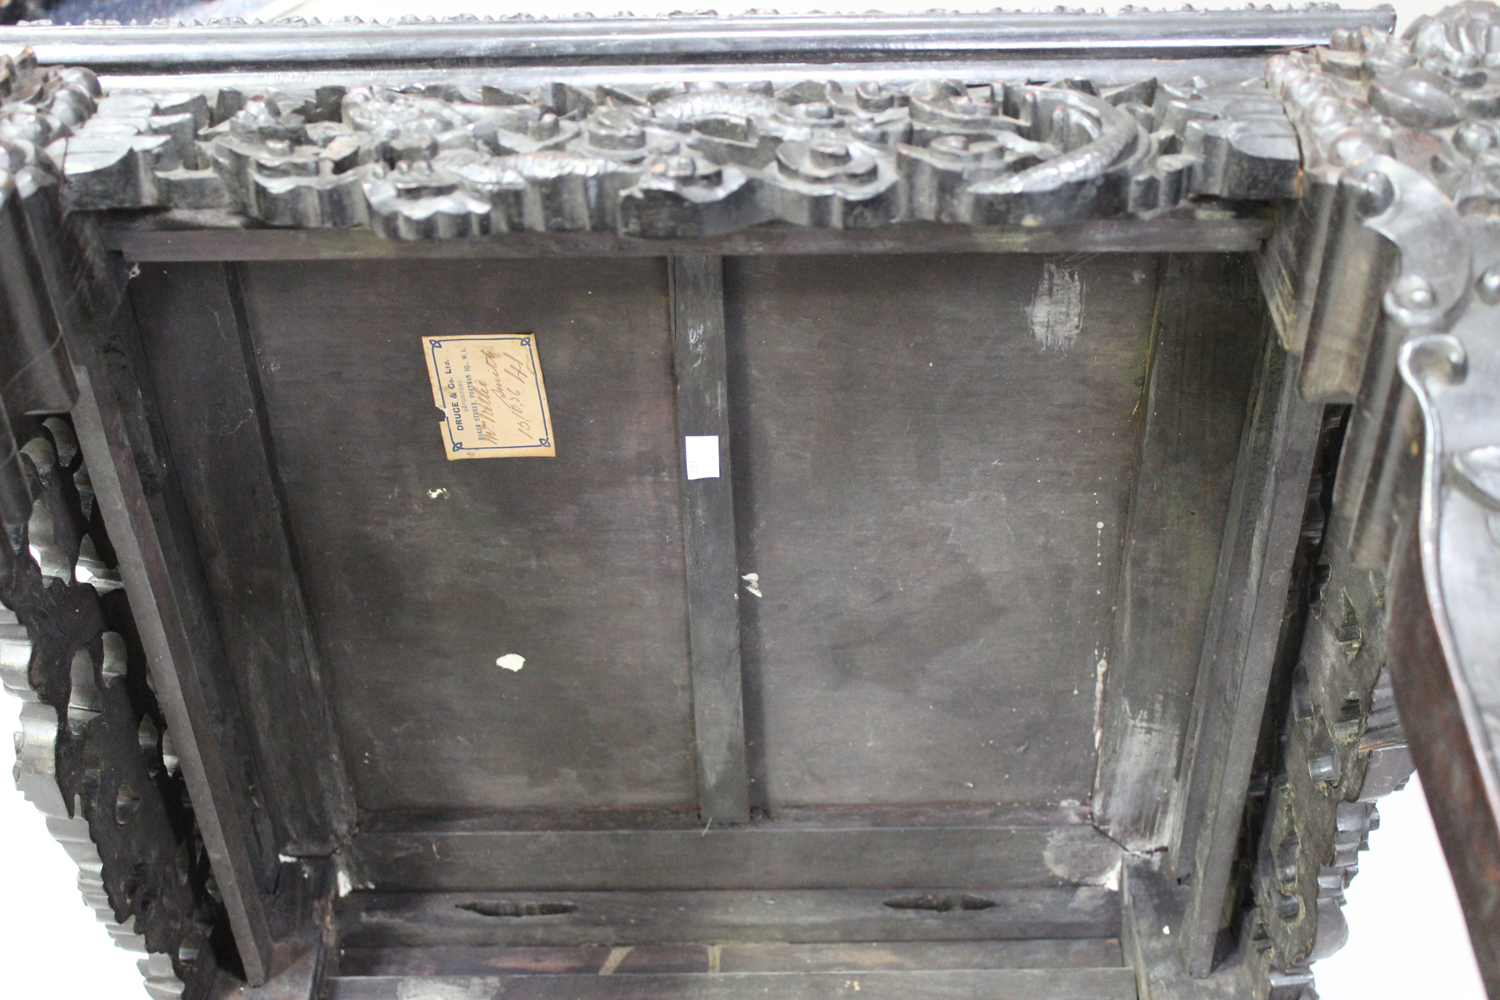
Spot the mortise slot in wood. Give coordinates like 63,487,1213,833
457,901,580,919
883,894,997,913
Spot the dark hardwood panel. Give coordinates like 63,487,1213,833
671,255,750,823
102,217,1271,263
329,968,1138,1000
71,354,275,978
1172,338,1322,975
1121,860,1255,1000
339,940,1124,977
352,801,1092,833
348,823,1119,892
128,262,355,855
725,254,1157,809
716,939,1122,973
236,258,697,812
1092,254,1267,850
338,887,1121,948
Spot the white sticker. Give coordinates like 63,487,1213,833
685,435,720,480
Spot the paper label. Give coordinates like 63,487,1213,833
423,334,555,460
684,435,720,480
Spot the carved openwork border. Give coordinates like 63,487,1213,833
5,50,1305,240
0,416,219,1000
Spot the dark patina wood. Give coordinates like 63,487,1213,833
726,252,1154,810
1093,254,1267,850
670,255,750,825
1387,526,1500,999
6,8,1477,1000
127,261,355,856
337,887,1121,949
70,347,277,982
234,256,698,815
326,968,1139,1000
99,218,1274,263
1173,338,1323,975
349,820,1118,893
338,939,1126,977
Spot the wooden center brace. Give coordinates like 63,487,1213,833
670,255,751,824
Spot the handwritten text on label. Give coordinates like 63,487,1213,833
422,334,555,460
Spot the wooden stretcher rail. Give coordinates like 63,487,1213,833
327,968,1140,1000
99,217,1273,262
337,888,1121,949
349,823,1120,892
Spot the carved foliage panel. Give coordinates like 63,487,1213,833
35,67,1302,239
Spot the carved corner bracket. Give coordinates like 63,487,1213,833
1254,2,1500,995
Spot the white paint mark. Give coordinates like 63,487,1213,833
1027,261,1084,351
685,435,720,480
1103,858,1122,892
396,978,499,1000
496,653,526,672
427,487,449,499
1163,925,1172,936
1100,699,1181,851
1093,657,1109,750
599,947,633,976
278,853,297,863
741,572,763,598
1043,827,1121,885
336,869,352,898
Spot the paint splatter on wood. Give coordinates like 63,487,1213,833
1028,262,1084,351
